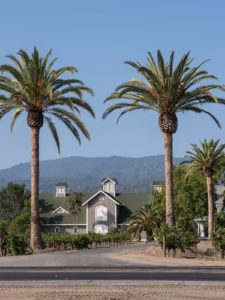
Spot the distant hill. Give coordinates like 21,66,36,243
0,155,184,193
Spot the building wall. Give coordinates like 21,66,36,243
43,225,86,234
87,194,117,232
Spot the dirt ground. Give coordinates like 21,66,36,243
117,240,225,266
0,282,225,300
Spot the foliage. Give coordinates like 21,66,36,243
215,211,225,230
212,211,225,258
8,212,30,235
0,182,30,222
103,50,224,122
151,164,208,221
155,223,199,253
128,203,157,240
183,139,225,177
68,192,83,230
7,233,29,256
0,47,95,151
73,234,90,249
42,230,132,251
212,229,225,258
150,164,204,252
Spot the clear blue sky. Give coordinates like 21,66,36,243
0,0,225,168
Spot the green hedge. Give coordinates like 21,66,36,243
42,230,132,250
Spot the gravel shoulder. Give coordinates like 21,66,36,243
0,282,225,300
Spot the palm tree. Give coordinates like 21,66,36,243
183,139,225,239
0,48,94,251
128,203,157,241
68,192,83,233
103,50,224,226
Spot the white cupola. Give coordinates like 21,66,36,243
56,182,68,197
101,178,117,197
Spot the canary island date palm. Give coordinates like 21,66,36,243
103,50,224,226
128,203,157,241
68,192,83,233
0,48,94,251
183,139,225,239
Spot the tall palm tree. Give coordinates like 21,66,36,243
0,48,94,251
183,139,225,239
68,192,83,233
103,50,224,226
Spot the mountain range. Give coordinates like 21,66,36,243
0,155,184,193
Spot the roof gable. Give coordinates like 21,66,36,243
51,206,69,214
101,178,118,184
82,190,121,206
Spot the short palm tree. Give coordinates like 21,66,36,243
0,48,94,251
128,203,156,241
103,50,224,226
184,139,225,239
68,192,83,233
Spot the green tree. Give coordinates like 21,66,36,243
68,192,83,233
0,48,94,251
0,182,30,222
103,50,224,227
183,139,225,239
152,165,208,224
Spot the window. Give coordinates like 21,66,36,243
55,227,60,233
94,224,108,234
95,205,107,221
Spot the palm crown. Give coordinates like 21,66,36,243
0,47,95,151
184,139,225,177
128,203,157,239
103,50,224,132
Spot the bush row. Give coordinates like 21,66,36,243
42,231,132,251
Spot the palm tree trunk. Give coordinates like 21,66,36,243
164,132,175,226
206,176,214,239
30,127,42,251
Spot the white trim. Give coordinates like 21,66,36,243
115,205,117,227
82,190,120,206
101,178,117,185
86,203,89,233
51,206,69,214
44,224,86,226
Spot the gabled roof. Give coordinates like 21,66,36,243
82,190,121,206
101,177,118,184
51,206,69,214
40,192,151,225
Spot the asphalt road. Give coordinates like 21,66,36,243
0,266,225,281
0,243,225,282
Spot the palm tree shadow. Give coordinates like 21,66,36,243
39,199,63,224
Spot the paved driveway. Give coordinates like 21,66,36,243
0,243,151,267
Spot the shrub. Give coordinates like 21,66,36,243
74,234,90,249
7,233,29,256
155,223,199,255
212,229,225,259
